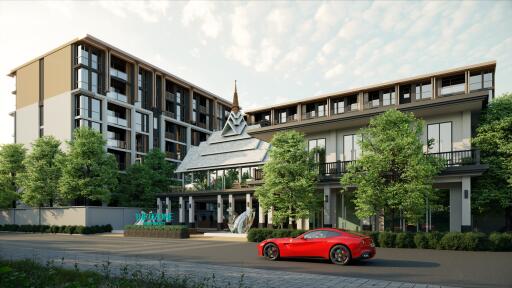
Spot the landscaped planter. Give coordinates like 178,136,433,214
124,225,189,239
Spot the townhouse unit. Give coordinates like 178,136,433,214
160,61,495,233
8,35,232,171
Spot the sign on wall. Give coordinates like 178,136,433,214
135,211,172,226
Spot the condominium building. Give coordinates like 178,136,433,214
8,34,232,170
160,61,495,233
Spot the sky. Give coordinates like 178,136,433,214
0,1,511,144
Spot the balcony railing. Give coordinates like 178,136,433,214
107,114,128,127
198,105,208,114
107,139,128,149
277,114,299,124
318,150,481,177
110,68,128,81
107,88,128,103
427,149,480,167
163,111,175,118
254,168,264,180
318,160,356,176
440,84,465,96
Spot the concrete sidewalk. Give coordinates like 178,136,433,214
1,244,457,288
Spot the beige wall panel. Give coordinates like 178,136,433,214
15,102,39,149
41,207,87,226
16,61,39,109
44,91,73,148
44,45,72,99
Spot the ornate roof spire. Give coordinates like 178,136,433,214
232,80,240,113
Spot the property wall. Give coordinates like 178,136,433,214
0,207,140,230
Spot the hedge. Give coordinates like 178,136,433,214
124,225,188,232
246,228,512,251
0,224,112,235
247,228,307,242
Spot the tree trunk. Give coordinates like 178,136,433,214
378,209,385,232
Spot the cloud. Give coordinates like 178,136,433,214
225,5,253,66
324,63,344,79
99,1,169,22
182,1,222,38
255,39,281,72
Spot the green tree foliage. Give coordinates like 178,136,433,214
472,93,512,230
117,149,174,208
340,109,443,228
18,136,63,207
255,130,320,227
0,144,26,208
58,128,118,203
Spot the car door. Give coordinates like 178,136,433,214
286,230,323,257
302,230,329,257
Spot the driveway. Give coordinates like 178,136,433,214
0,233,510,288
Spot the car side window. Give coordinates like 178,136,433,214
303,231,324,239
324,231,341,238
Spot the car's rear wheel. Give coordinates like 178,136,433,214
263,243,280,261
330,245,351,265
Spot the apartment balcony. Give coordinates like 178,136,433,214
107,89,128,103
277,114,299,124
198,105,208,114
440,84,465,96
165,151,183,160
107,139,129,150
165,132,175,140
317,149,485,180
364,99,380,109
107,115,128,127
163,111,175,118
302,111,326,120
196,122,208,129
110,68,128,81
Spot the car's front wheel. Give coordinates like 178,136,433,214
330,245,351,265
263,243,280,261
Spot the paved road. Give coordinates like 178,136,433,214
0,233,511,288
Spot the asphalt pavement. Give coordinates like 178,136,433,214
0,233,510,288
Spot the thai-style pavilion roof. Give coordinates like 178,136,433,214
175,82,270,173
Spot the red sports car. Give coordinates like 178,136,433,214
257,228,375,265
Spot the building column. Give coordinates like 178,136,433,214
188,196,195,228
449,185,462,232
267,207,273,229
101,98,108,150
159,117,165,153
179,196,185,225
246,193,252,212
258,203,265,228
296,218,303,230
165,197,170,215
228,194,234,218
323,186,332,227
130,107,137,163
461,177,472,232
462,111,471,150
186,126,192,151
148,111,154,149
156,198,162,214
217,195,223,230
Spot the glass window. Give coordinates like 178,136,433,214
483,72,493,88
416,82,432,100
383,89,395,106
304,231,325,239
399,85,411,104
470,73,481,91
333,99,344,114
279,111,286,123
91,98,101,121
91,53,98,70
176,92,181,104
318,104,326,117
368,92,380,108
440,75,465,95
77,45,88,66
344,134,360,161
427,122,452,153
77,68,88,90
91,72,98,94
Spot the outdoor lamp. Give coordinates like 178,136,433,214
324,195,329,203
217,203,220,208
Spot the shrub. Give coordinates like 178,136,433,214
367,232,380,247
50,225,59,233
414,233,429,249
59,225,67,233
395,233,415,248
439,232,465,250
247,228,274,242
462,232,488,251
103,224,113,233
427,231,444,249
489,232,512,251
378,232,396,248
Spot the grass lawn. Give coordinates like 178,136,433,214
0,258,246,288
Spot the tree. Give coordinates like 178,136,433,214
472,93,512,231
18,136,63,207
58,128,118,204
255,130,320,227
116,149,174,208
0,144,26,208
340,109,443,231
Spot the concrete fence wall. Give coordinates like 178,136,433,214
0,206,141,230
